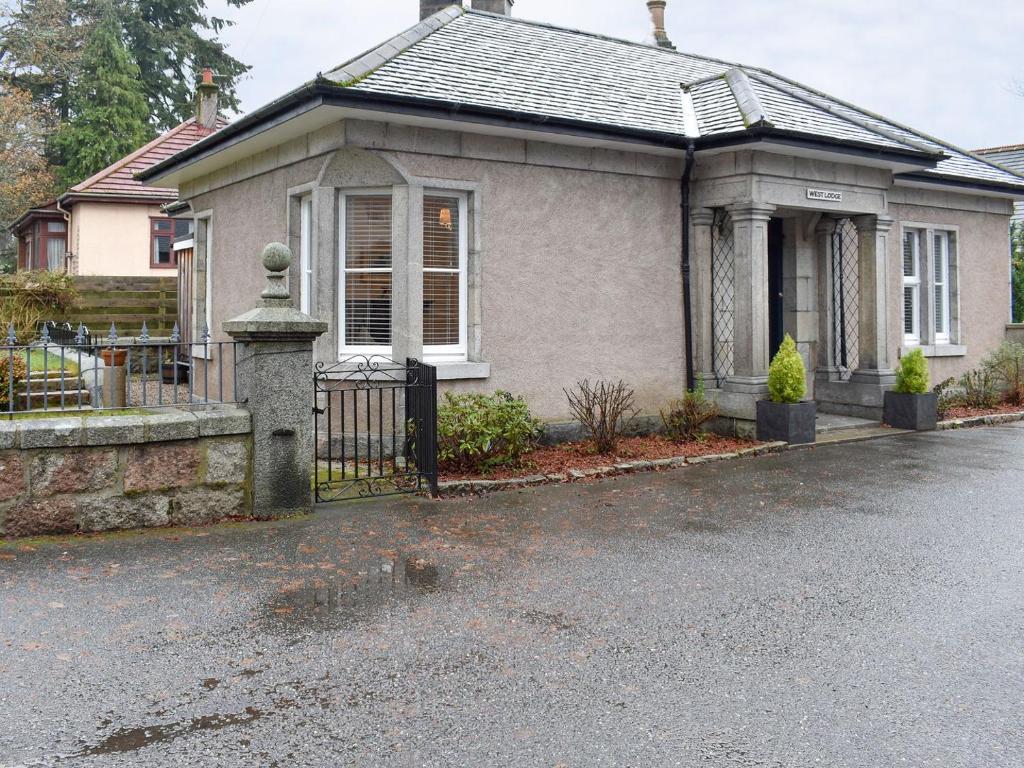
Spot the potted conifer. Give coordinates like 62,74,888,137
883,349,937,431
756,333,816,445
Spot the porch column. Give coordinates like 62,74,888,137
690,207,716,388
814,217,841,382
851,214,896,385
723,202,776,394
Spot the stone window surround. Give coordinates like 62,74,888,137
290,156,488,382
899,221,964,359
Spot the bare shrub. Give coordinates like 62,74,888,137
661,383,719,442
563,379,639,454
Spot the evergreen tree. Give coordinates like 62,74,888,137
50,4,153,187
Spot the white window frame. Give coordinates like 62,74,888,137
299,194,313,315
422,191,469,363
338,189,394,359
932,230,951,345
902,228,921,346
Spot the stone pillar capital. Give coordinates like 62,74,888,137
852,214,895,234
726,201,776,223
690,207,716,227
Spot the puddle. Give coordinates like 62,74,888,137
71,707,263,757
262,554,445,630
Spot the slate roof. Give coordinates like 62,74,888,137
66,116,228,201
327,7,1024,193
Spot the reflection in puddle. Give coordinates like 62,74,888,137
264,554,444,629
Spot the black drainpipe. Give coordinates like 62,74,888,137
680,140,697,392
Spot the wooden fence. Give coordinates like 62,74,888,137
61,276,177,338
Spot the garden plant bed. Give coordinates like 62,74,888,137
938,406,1024,430
439,434,785,495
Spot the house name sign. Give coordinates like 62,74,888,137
807,188,843,203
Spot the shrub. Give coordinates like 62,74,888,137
767,334,806,404
0,354,27,410
437,391,541,473
0,271,78,343
933,376,959,419
983,341,1024,405
661,382,719,442
893,348,929,395
564,379,639,454
959,368,998,409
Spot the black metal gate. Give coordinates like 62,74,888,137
313,356,438,502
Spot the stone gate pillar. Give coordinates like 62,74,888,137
224,243,327,519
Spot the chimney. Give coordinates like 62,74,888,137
420,1,450,20
646,0,675,50
196,67,219,130
472,0,514,14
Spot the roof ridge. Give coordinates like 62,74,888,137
724,69,771,129
743,70,934,157
325,5,464,85
976,143,1024,154
748,67,1024,180
460,6,746,71
71,118,200,193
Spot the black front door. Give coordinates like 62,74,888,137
768,217,785,360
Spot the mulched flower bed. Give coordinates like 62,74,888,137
940,403,1024,421
440,434,763,482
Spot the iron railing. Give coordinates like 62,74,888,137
40,321,92,348
2,320,241,418
313,356,438,502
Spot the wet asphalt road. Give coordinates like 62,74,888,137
2,425,1024,767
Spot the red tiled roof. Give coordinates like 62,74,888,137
68,116,229,199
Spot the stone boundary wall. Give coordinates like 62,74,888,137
0,407,252,539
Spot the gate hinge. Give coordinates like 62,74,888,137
312,406,326,416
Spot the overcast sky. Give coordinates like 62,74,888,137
209,0,1024,150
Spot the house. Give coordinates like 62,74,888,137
9,70,226,277
975,144,1024,222
138,0,1024,434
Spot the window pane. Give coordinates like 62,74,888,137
424,271,459,346
46,221,66,233
46,237,64,270
346,196,392,269
153,235,172,264
345,272,392,346
153,219,172,233
423,196,460,269
903,231,916,277
173,219,193,238
904,287,916,336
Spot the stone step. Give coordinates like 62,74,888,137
20,389,92,407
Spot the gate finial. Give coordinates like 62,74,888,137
260,242,293,307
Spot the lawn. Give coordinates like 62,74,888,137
10,349,80,376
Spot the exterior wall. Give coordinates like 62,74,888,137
70,201,175,277
889,187,1014,383
0,408,252,539
185,121,686,422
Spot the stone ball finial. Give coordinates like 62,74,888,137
262,242,292,273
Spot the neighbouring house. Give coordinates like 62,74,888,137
138,0,1024,434
9,70,226,277
976,144,1024,223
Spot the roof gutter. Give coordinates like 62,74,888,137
894,171,1024,198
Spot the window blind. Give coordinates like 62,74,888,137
344,196,393,347
423,195,461,347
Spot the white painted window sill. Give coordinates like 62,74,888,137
901,344,967,358
434,361,490,381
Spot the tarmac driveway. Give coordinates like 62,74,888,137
2,425,1024,767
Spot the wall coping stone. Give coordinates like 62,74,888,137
0,406,251,450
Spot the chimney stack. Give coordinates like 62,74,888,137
646,1,675,50
472,0,514,15
196,67,219,131
420,1,450,20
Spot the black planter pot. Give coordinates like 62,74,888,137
883,391,937,431
756,399,817,445
161,361,190,385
